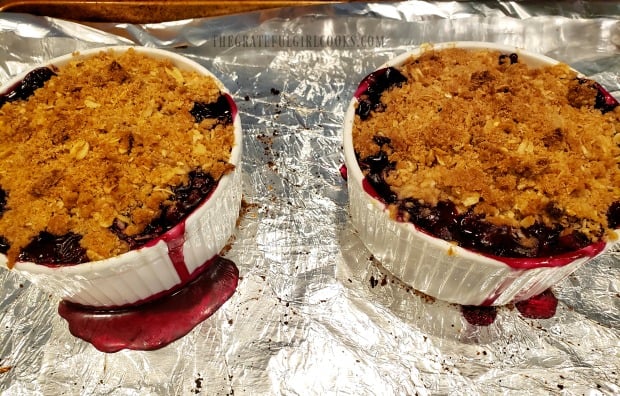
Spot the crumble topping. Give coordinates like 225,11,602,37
353,47,620,247
0,48,235,267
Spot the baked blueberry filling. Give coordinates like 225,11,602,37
0,189,7,254
110,170,216,250
355,67,407,120
594,82,618,114
0,67,56,109
2,170,217,265
359,159,594,258
608,202,620,229
19,232,88,264
355,53,619,259
190,94,233,125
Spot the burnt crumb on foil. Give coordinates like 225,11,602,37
0,67,56,109
193,376,203,394
190,94,233,125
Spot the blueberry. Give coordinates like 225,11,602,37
0,236,9,255
358,149,399,204
190,95,232,125
607,201,620,229
364,150,391,173
499,53,518,65
544,202,563,219
509,53,519,64
0,187,6,217
366,172,398,204
525,222,561,255
372,136,391,147
556,231,590,252
356,99,373,120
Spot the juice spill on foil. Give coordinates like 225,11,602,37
58,256,239,353
462,289,559,326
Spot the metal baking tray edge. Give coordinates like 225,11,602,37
0,0,351,23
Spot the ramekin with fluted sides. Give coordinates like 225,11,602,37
0,46,242,308
343,41,619,306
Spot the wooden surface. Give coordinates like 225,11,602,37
0,0,349,23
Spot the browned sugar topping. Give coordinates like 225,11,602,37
0,48,235,266
353,48,620,242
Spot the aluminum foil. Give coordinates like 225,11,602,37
1,2,619,394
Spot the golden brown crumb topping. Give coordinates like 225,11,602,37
353,47,619,242
0,48,235,266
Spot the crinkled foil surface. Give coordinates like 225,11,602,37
1,2,619,394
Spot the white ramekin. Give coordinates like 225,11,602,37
343,41,618,306
0,46,243,308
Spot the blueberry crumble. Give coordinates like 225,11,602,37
353,47,619,258
0,49,235,267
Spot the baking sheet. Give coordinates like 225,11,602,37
0,0,335,23
1,1,619,394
